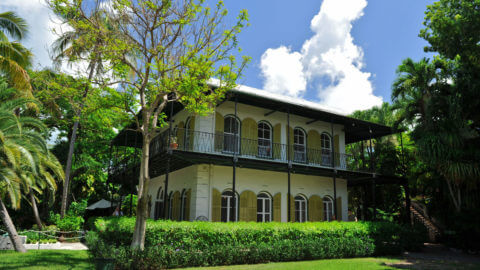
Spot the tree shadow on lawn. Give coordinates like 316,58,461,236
0,250,92,270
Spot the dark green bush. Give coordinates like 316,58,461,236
87,217,424,269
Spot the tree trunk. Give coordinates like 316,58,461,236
60,120,79,218
0,198,26,253
131,135,150,250
30,190,42,230
446,179,461,213
60,62,96,218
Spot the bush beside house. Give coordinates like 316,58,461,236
86,217,425,269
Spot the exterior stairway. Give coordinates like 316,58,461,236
410,202,442,242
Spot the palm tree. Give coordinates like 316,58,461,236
0,90,62,252
0,12,33,98
391,58,437,128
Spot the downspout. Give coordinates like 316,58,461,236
331,120,337,220
232,96,238,222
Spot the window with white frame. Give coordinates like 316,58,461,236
294,195,307,222
293,128,306,162
185,117,192,150
258,122,272,158
224,116,240,153
323,196,334,221
321,133,332,166
154,187,164,220
221,190,238,222
257,192,272,222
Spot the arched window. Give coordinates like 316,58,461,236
221,190,238,222
257,192,272,222
258,122,272,158
224,116,240,153
323,196,334,221
180,189,188,221
321,133,332,166
185,117,192,150
293,128,306,162
295,195,308,222
167,191,174,220
154,187,164,220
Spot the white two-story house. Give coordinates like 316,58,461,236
109,84,404,223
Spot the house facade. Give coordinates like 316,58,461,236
110,84,403,223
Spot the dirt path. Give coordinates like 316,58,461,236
24,242,88,250
386,243,480,269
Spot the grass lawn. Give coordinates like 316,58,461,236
182,258,404,270
0,250,93,270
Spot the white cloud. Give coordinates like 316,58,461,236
0,0,92,76
260,46,306,97
260,0,382,113
0,0,58,68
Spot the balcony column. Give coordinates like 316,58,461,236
330,120,338,220
107,144,113,209
163,96,175,219
400,133,411,224
231,95,238,222
287,109,291,222
368,127,376,221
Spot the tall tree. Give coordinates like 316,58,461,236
392,56,479,212
49,0,250,249
50,8,113,218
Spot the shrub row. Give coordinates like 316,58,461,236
87,217,425,269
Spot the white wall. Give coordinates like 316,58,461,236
148,164,349,222
148,166,197,220
215,101,346,154
209,165,348,221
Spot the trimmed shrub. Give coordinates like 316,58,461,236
87,217,424,269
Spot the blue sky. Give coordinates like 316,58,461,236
220,0,433,112
0,0,433,114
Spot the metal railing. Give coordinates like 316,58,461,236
149,129,358,171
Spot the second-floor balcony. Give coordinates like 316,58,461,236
150,128,357,171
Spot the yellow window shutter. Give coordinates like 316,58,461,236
177,121,185,149
239,190,256,221
289,194,295,222
248,191,257,222
239,190,248,221
215,112,224,152
307,130,320,164
334,134,340,166
173,191,180,221
336,196,342,221
241,118,257,156
211,188,221,222
273,193,281,222
273,124,281,159
185,189,191,221
308,195,321,221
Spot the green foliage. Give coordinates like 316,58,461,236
121,194,137,216
20,231,57,244
48,212,84,232
46,200,86,231
86,217,425,268
67,199,87,217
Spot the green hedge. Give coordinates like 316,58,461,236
87,217,425,269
